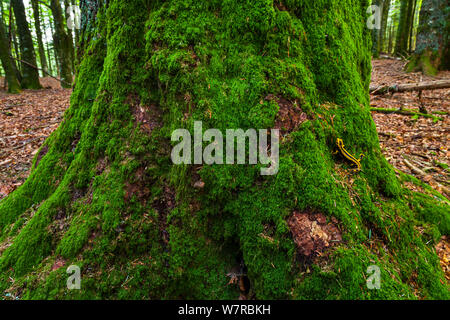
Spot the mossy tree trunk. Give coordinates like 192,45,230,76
406,0,450,75
11,0,41,89
50,0,73,87
0,16,21,93
0,0,448,300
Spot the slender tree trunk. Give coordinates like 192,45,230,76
0,17,21,93
10,0,41,89
2,0,21,84
0,0,448,300
395,0,415,56
40,5,53,76
379,0,391,53
50,0,73,87
62,0,76,73
0,1,4,80
45,42,53,76
408,0,417,53
371,0,383,57
30,0,48,77
49,12,60,77
71,0,79,48
9,3,21,81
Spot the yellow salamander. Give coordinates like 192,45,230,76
336,138,364,173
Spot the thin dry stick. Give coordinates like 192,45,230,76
11,57,71,86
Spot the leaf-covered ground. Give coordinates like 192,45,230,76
0,78,70,200
371,58,449,198
0,59,449,286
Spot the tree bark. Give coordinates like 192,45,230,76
395,0,415,57
63,0,75,70
0,0,448,300
71,0,80,49
30,0,49,76
379,0,391,53
371,0,383,57
0,17,21,93
10,0,41,89
49,0,73,87
10,7,21,75
406,0,450,74
41,5,54,76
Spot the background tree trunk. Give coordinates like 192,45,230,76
372,0,383,57
0,0,448,300
395,0,415,56
10,8,21,75
379,0,391,54
31,0,49,76
10,0,41,89
49,0,73,87
406,0,450,75
63,0,75,70
0,17,21,93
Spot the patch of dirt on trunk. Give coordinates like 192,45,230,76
287,211,342,259
266,94,308,135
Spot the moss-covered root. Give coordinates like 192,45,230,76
406,49,440,76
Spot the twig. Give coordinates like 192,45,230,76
11,57,70,87
11,136,47,150
370,107,443,121
403,156,426,176
37,0,51,10
370,80,450,95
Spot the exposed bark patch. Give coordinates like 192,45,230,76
127,93,162,135
124,166,151,203
35,145,48,168
51,257,66,271
95,157,108,175
287,211,342,258
72,188,86,202
274,1,288,11
192,166,205,190
55,208,66,221
265,94,308,135
152,184,176,248
48,208,70,239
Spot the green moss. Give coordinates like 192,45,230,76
406,49,439,76
1,0,448,300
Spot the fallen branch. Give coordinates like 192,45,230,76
370,107,443,121
403,157,427,176
403,155,450,195
11,136,47,150
11,57,71,87
370,80,450,95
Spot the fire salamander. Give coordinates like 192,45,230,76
336,138,364,173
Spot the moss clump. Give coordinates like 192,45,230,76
0,0,448,300
406,49,439,76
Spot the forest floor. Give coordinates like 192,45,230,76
371,58,450,199
0,59,449,281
